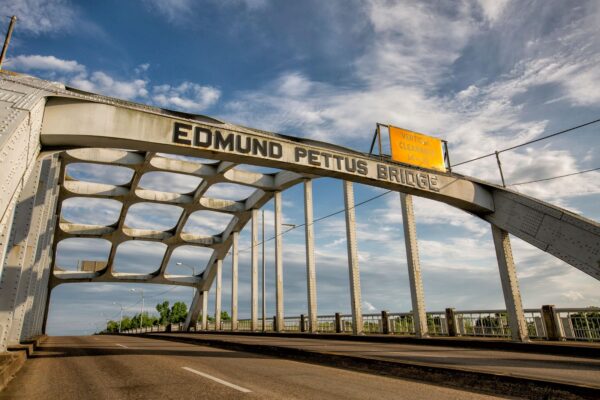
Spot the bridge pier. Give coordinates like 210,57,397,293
274,191,284,332
0,157,58,350
13,156,60,343
251,210,259,331
231,231,239,331
214,259,222,330
343,181,363,335
400,193,429,338
492,226,529,342
304,179,318,333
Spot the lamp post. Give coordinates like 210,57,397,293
113,302,124,333
175,262,195,275
175,262,196,299
130,288,144,328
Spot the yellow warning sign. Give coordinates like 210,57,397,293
388,126,445,172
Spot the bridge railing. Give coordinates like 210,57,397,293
555,308,600,340
115,306,599,341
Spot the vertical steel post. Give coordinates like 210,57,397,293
303,179,318,333
376,124,383,160
201,291,208,330
231,231,239,331
274,191,284,332
214,259,222,331
400,193,429,338
251,209,258,331
491,225,529,342
495,151,506,187
262,210,266,332
343,181,363,335
443,140,452,173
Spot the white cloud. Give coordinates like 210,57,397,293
0,0,76,35
5,54,85,73
561,290,584,302
152,82,221,113
477,0,510,22
142,0,194,22
70,71,149,99
8,54,220,110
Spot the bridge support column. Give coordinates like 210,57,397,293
214,259,222,331
14,156,60,343
251,209,259,331
400,193,429,338
200,291,208,330
304,179,318,333
274,191,284,332
491,225,529,342
400,193,428,338
0,158,49,349
343,181,363,335
184,288,202,331
231,231,239,331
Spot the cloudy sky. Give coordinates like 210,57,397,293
2,0,599,335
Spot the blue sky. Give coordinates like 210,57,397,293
2,0,599,335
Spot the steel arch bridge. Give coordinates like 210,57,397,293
0,72,598,350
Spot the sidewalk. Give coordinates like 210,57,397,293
139,332,600,399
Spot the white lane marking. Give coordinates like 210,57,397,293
181,367,252,393
116,343,128,348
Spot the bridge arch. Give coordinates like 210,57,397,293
0,72,598,348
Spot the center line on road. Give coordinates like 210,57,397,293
181,367,252,393
116,343,128,348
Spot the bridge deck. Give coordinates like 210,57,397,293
147,332,600,392
1,335,501,400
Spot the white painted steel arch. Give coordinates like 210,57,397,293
0,72,598,347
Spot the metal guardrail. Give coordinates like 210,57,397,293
116,307,600,342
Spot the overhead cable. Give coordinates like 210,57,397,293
451,117,600,167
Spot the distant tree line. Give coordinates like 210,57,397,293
104,298,237,332
104,300,188,333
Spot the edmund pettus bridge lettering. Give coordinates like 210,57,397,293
172,122,440,192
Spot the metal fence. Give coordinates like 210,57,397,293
556,308,600,340
117,307,600,341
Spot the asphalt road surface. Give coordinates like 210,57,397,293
1,335,505,399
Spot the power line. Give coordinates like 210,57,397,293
451,117,600,167
508,166,600,187
239,189,393,253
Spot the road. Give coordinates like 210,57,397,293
0,335,503,399
155,333,600,388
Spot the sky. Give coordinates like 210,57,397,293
1,0,599,335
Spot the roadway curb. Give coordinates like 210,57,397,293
135,333,600,400
0,352,26,392
1,335,47,391
175,330,600,359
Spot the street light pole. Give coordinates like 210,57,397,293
176,261,197,300
130,288,144,328
113,302,123,333
175,262,195,275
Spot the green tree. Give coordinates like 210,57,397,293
170,301,188,323
105,320,120,333
121,316,133,330
156,301,171,325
